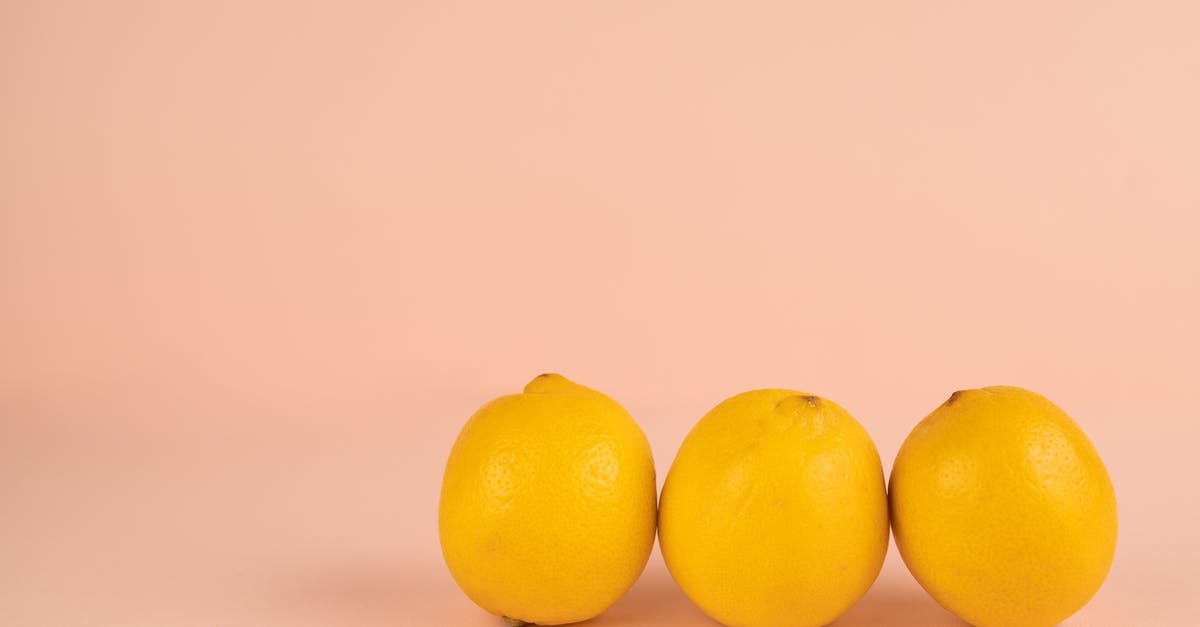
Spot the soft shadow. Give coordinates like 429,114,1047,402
267,560,487,626
593,567,964,627
586,567,716,627
270,560,962,627
832,581,966,627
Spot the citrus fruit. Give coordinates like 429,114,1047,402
889,386,1118,627
438,374,657,625
658,389,889,627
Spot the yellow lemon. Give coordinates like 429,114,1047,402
438,374,657,625
658,390,889,627
889,386,1118,627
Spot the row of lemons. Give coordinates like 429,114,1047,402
439,374,1117,627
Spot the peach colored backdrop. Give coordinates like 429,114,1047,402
3,1,1198,625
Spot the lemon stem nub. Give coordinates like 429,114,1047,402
502,616,530,626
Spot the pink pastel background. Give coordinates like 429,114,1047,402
2,1,1198,625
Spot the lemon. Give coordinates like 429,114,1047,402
438,374,657,625
889,386,1118,627
658,390,889,627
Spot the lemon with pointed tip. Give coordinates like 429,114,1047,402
438,374,657,625
889,386,1118,627
658,389,889,627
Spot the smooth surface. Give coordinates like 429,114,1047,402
2,1,1199,625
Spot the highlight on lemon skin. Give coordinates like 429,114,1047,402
438,374,657,625
889,385,1118,627
658,389,890,627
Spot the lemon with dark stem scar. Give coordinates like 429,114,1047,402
658,389,889,627
890,386,1117,627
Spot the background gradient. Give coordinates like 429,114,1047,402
3,1,1198,624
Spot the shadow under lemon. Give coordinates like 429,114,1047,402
585,561,712,627
832,575,965,627
266,555,961,627
265,559,489,626
591,558,962,627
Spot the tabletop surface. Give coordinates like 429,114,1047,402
4,391,1196,626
